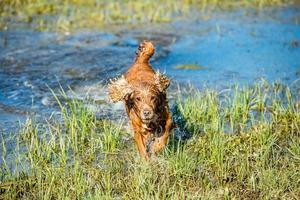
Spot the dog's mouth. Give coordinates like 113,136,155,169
141,113,158,124
141,118,153,124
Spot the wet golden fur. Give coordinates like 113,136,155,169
108,41,172,160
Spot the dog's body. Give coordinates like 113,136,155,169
109,41,172,160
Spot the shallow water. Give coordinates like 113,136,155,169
158,7,300,88
0,6,300,133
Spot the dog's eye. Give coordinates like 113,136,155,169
136,97,141,101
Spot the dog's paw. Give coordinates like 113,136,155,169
149,137,165,153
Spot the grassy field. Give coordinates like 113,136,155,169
1,81,299,199
0,0,295,31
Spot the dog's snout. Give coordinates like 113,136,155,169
143,110,152,117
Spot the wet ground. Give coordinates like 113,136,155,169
0,6,300,134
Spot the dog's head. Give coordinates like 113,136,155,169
108,72,170,124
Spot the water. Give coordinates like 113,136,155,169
0,7,300,133
157,8,300,87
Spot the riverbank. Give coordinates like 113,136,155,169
0,0,295,31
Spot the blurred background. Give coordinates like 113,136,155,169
0,0,300,131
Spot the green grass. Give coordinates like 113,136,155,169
175,64,207,70
0,0,294,31
1,81,300,199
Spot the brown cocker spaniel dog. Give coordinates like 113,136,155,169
108,41,172,160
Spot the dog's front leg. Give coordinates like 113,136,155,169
133,130,150,160
151,112,172,154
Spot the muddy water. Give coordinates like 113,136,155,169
0,7,300,134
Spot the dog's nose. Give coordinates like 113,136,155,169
143,110,152,117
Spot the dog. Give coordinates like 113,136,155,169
108,41,172,160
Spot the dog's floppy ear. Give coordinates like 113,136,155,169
155,71,170,92
108,76,133,102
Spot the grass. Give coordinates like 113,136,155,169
175,64,207,70
0,0,295,31
0,80,300,199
